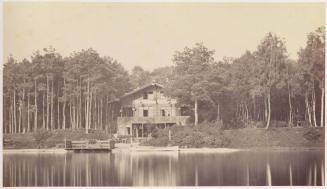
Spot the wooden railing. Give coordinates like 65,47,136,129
65,140,115,150
117,116,189,124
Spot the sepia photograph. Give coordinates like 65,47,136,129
2,1,326,187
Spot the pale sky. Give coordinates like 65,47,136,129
4,2,325,71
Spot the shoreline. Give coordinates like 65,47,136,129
3,146,324,154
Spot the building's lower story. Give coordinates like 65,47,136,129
117,116,189,137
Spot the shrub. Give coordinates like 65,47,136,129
142,137,169,147
92,130,109,140
33,129,52,148
303,129,322,142
142,124,231,148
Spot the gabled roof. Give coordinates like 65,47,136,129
109,83,163,103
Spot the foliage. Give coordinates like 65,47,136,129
4,48,131,134
33,129,52,148
143,124,231,148
3,27,325,137
303,129,323,142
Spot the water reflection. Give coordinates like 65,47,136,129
3,150,325,186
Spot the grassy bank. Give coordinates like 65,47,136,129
3,129,111,149
142,124,324,149
3,126,324,149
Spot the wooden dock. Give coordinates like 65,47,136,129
64,140,115,152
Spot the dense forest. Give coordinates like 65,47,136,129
3,27,325,134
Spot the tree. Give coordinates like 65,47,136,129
254,33,288,129
129,66,152,88
166,43,215,125
298,27,325,127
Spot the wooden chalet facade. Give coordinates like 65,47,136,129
110,83,189,137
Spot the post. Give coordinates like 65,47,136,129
142,124,144,138
168,129,171,141
136,127,138,139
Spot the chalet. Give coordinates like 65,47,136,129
110,83,189,138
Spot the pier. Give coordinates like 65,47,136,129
64,139,115,152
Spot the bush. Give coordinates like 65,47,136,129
270,120,288,128
142,137,169,147
33,129,52,148
142,124,231,148
92,130,109,140
303,129,322,142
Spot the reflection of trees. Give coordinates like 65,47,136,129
2,151,325,186
131,153,178,186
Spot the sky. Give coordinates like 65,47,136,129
4,2,325,72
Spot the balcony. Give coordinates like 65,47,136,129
117,116,189,126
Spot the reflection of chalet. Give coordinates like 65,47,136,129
110,83,189,137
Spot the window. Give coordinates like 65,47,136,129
143,93,148,99
143,110,148,117
161,109,166,116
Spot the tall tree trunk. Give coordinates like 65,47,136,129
265,92,271,129
9,98,12,134
76,96,79,129
104,98,107,132
13,90,17,133
245,103,249,126
79,79,82,129
18,101,22,133
73,98,76,129
253,97,256,121
100,99,103,130
89,89,93,130
85,76,90,134
305,93,313,127
51,79,54,130
43,92,45,129
288,82,293,127
46,76,49,130
264,96,268,121
22,85,26,133
69,100,73,129
111,102,114,133
321,87,324,127
57,87,60,130
98,100,100,129
27,93,30,132
34,78,38,131
85,96,88,130
62,78,66,129
194,99,198,125
216,103,220,122
94,92,97,130
312,86,317,127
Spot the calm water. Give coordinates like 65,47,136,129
3,150,325,186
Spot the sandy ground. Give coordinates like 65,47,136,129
3,148,67,154
3,143,323,154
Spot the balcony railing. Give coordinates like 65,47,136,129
117,116,189,125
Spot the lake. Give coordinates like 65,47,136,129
3,150,325,186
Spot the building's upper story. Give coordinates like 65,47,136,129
115,83,181,118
